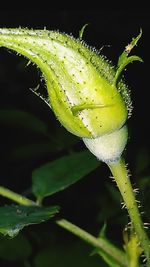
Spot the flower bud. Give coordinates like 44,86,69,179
0,28,131,139
0,28,142,162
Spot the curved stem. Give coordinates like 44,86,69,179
108,158,150,265
56,218,127,267
0,186,37,206
0,185,127,266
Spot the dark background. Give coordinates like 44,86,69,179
0,9,150,267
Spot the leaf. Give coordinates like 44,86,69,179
51,125,79,151
32,150,100,199
135,147,150,174
0,205,59,237
114,55,142,87
7,126,79,162
34,241,106,267
117,29,142,67
0,233,32,261
0,109,48,135
125,28,142,55
79,23,89,39
8,142,60,162
114,29,143,87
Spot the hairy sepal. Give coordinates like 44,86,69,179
0,28,128,138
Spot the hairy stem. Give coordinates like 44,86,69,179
0,186,36,206
56,218,127,267
108,158,150,265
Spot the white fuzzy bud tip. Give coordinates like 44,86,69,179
83,125,128,163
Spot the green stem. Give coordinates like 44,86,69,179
56,218,127,267
108,158,150,265
0,186,37,206
36,196,43,206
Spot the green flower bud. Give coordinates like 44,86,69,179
0,28,142,162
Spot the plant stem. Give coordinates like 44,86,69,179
0,186,36,206
56,218,127,267
108,158,150,265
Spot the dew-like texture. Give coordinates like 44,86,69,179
0,28,130,138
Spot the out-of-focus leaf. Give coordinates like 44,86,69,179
7,142,59,162
7,134,79,162
138,176,150,191
0,233,32,260
135,147,150,174
51,125,79,151
105,183,121,203
0,109,48,135
0,205,59,237
32,150,100,199
34,241,107,267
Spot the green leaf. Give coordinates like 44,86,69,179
114,29,143,87
51,125,79,151
117,29,142,67
0,109,48,135
0,205,59,237
7,126,79,162
135,147,150,174
114,55,142,87
117,51,127,68
71,103,109,115
8,142,59,162
32,150,100,199
34,241,106,267
125,28,142,55
79,23,89,39
0,233,32,261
